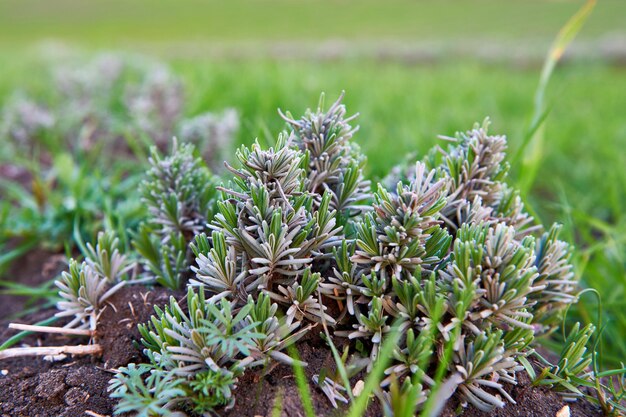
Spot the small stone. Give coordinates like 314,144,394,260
556,405,570,417
0,369,8,376
352,380,365,397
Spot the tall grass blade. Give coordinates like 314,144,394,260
288,344,316,417
0,238,38,276
347,322,401,417
321,321,356,403
515,0,596,195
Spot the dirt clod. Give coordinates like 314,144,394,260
35,369,66,400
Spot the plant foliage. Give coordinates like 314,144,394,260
83,95,601,415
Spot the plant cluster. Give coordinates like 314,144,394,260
133,139,217,290
326,121,580,413
110,94,368,413
50,94,604,416
55,231,133,331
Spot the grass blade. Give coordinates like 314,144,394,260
0,238,38,276
515,0,596,194
347,322,401,417
287,344,316,417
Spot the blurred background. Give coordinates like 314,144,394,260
0,0,624,367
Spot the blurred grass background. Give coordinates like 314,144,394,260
1,0,625,45
0,0,625,365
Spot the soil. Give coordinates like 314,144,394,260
222,331,382,417
0,252,606,417
439,370,602,417
0,285,177,417
0,247,66,318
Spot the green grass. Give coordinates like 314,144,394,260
1,0,625,49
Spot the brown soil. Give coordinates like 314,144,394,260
0,285,177,417
223,332,382,417
440,369,602,417
0,247,66,319
0,255,605,417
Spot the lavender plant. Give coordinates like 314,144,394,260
111,288,290,414
326,122,580,413
191,130,345,310
110,95,363,414
55,260,124,331
54,230,134,331
0,92,55,155
389,120,538,239
280,92,370,220
53,54,124,152
84,230,135,282
106,95,586,416
133,139,216,289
